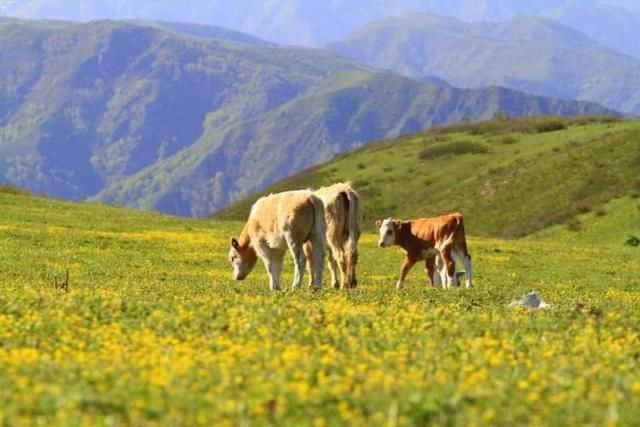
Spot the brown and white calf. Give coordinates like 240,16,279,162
305,182,362,289
229,190,326,291
376,213,473,289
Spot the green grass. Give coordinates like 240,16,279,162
215,116,640,238
1,188,639,425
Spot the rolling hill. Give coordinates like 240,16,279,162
0,0,634,46
0,18,615,218
215,116,640,238
328,14,640,114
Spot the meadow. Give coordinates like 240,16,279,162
1,189,639,426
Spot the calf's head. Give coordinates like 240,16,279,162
376,218,399,248
229,238,258,280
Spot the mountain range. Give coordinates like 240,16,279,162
329,13,640,114
541,1,640,59
0,18,615,217
0,0,638,49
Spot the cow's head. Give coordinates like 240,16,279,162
229,237,258,280
376,218,399,248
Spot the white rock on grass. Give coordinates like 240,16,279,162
509,291,552,309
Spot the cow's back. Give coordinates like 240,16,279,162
314,183,361,244
408,213,463,243
247,190,319,245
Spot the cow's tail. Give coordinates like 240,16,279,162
340,187,361,287
435,233,455,252
307,194,327,287
341,189,361,251
454,214,471,259
436,214,463,252
310,194,327,250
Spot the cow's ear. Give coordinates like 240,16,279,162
231,238,239,250
375,220,382,229
394,220,402,229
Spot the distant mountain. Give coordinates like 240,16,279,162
0,0,629,46
329,14,640,114
0,18,615,217
541,0,640,58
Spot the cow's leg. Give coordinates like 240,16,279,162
263,249,284,292
451,250,463,288
304,242,314,287
434,254,444,288
327,247,341,289
458,249,473,288
442,247,458,289
425,257,435,287
309,233,325,288
288,240,307,290
425,256,443,288
339,250,351,289
397,257,416,289
345,246,358,289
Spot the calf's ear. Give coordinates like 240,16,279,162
231,238,239,250
375,220,382,229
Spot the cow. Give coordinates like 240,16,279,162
229,190,326,291
375,213,473,289
304,182,362,289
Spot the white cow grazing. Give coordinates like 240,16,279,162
305,182,362,289
229,190,326,291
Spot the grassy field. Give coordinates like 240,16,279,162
1,188,639,426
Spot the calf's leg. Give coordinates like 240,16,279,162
397,257,416,289
425,256,443,288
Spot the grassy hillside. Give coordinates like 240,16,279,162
0,18,614,218
1,181,639,425
329,14,640,114
215,116,640,239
